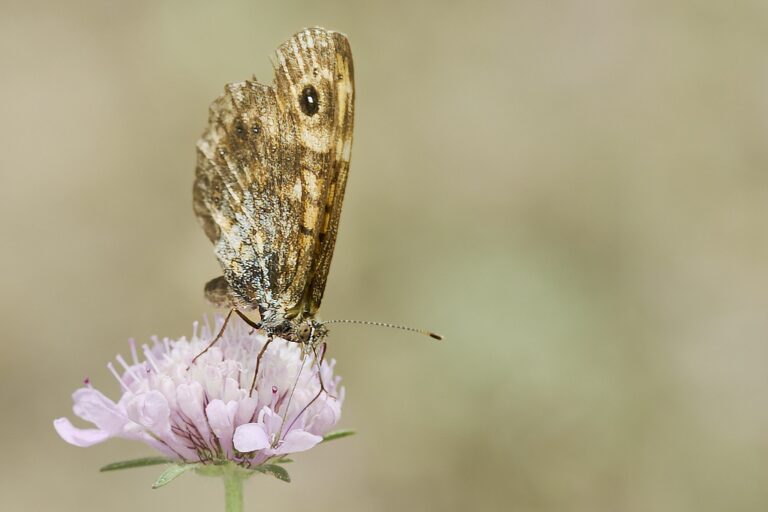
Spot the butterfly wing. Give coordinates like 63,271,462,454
194,78,295,313
272,29,355,315
193,28,354,319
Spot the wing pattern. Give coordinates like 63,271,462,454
193,28,354,322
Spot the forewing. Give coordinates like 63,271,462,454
272,28,355,315
306,32,354,313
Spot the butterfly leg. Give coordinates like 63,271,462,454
233,309,262,333
313,342,336,400
283,342,335,432
248,333,274,397
190,308,236,366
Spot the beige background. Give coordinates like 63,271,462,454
3,0,768,511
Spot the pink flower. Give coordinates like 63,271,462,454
233,408,321,456
54,315,344,467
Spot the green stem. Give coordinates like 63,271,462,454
223,465,244,512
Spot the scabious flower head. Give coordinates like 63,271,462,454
54,315,344,466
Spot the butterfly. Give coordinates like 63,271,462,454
193,27,352,351
192,28,440,388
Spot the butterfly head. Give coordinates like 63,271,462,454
296,318,328,348
272,316,328,350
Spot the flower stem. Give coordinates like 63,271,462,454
223,465,244,512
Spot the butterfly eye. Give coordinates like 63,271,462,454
298,323,312,342
299,85,319,116
234,122,247,138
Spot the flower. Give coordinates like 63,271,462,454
54,314,344,467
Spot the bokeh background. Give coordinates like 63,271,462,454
2,0,768,510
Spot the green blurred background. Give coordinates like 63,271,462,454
3,0,768,510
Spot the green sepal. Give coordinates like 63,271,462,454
152,463,201,489
100,456,173,472
194,461,232,478
102,457,294,487
321,429,356,443
253,464,291,483
196,460,291,483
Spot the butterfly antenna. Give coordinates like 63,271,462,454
321,319,444,341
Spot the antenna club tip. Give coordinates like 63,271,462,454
429,333,444,341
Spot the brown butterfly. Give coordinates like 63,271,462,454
192,28,440,388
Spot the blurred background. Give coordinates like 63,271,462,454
2,0,768,510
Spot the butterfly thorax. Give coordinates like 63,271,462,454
203,275,328,348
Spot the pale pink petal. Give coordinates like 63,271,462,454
176,382,211,439
233,423,269,452
125,391,169,426
226,401,238,420
177,382,205,421
306,399,341,435
206,399,238,455
158,375,178,408
71,388,126,435
202,365,224,397
276,429,322,454
258,407,283,435
53,418,111,447
235,396,259,426
222,377,241,402
206,399,232,436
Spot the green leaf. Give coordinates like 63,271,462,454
254,464,291,483
100,457,173,472
321,429,356,443
152,463,201,489
272,456,293,464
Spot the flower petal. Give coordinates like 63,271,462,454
305,399,341,436
206,399,232,437
277,430,322,454
176,382,205,421
233,423,270,452
176,381,211,439
235,396,258,426
258,407,283,435
71,387,126,435
222,377,241,403
53,418,111,447
124,390,170,431
206,399,238,456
